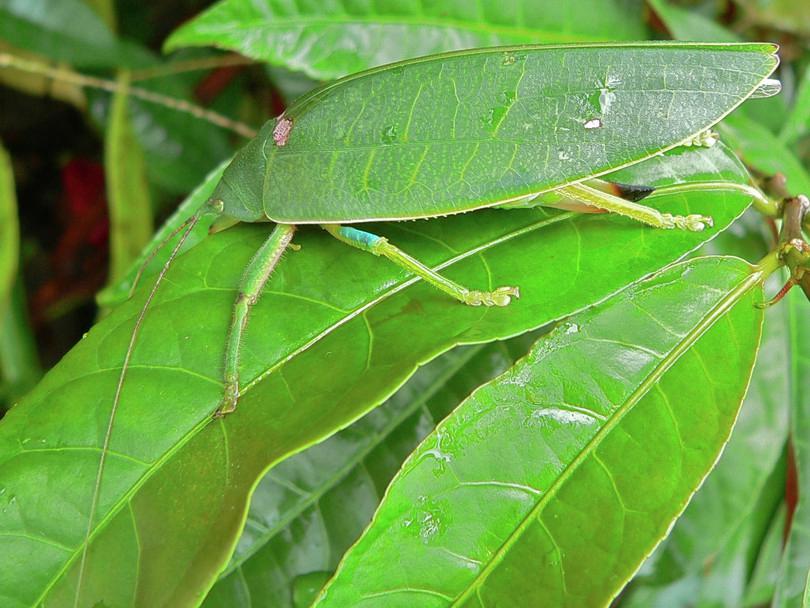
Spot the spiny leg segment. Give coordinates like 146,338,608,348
217,223,297,417
321,224,520,306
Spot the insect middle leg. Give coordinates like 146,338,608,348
218,222,296,417
321,224,519,306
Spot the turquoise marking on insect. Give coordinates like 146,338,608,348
338,226,383,250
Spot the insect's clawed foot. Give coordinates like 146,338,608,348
214,383,240,418
661,213,714,232
463,286,520,307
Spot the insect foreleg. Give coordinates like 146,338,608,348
556,182,713,231
217,223,297,417
321,224,519,307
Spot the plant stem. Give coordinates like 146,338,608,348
0,53,257,137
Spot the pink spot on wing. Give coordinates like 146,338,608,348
273,116,293,147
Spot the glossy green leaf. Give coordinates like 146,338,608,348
104,72,154,285
0,0,134,68
0,143,755,607
773,289,810,608
203,335,537,608
648,0,741,42
317,256,765,607
0,140,17,323
216,43,777,223
164,0,647,81
719,112,810,196
621,258,790,605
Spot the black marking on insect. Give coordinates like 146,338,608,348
273,115,294,147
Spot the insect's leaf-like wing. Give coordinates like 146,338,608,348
217,43,778,223
164,0,648,80
0,143,755,606
316,256,765,607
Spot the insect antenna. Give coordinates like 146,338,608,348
126,212,201,299
73,207,204,607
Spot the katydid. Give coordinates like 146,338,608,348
72,41,779,602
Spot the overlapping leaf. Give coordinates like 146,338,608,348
165,0,647,80
622,305,789,606
0,141,757,607
317,256,765,607
203,335,538,608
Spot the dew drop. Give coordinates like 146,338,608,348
584,118,602,129
502,52,517,66
751,78,782,99
381,124,398,144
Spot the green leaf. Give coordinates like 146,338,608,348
648,0,741,42
625,459,785,607
0,0,134,68
0,143,755,607
215,43,777,223
0,140,17,322
202,335,537,608
780,62,810,144
87,65,235,196
104,72,154,285
316,256,765,607
96,158,230,307
0,279,42,409
773,289,810,608
621,281,790,605
164,0,647,80
745,503,787,606
719,112,810,196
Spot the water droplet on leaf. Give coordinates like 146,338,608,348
751,78,782,99
584,118,602,129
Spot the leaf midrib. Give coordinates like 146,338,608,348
450,260,763,606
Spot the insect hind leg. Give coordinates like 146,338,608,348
321,224,519,307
